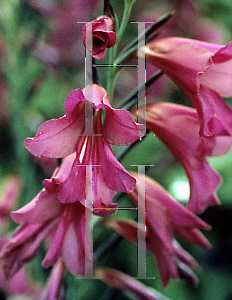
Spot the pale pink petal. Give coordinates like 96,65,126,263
98,134,136,194
201,42,232,97
197,86,232,137
104,108,145,145
24,115,84,158
10,190,62,225
43,207,72,267
40,259,65,300
64,88,86,123
57,157,86,204
186,161,221,214
61,204,93,276
83,84,111,110
43,153,76,193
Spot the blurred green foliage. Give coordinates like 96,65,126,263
0,0,232,299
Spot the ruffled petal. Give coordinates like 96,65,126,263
65,89,86,123
104,108,146,145
201,42,232,97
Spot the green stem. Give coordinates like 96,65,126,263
107,0,136,99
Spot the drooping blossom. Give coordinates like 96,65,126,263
83,16,116,60
105,172,211,287
25,84,145,207
94,268,172,300
136,102,231,213
0,238,42,300
142,37,232,137
0,153,117,279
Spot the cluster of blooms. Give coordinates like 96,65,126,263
1,0,232,299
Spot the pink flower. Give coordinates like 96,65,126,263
0,238,42,299
40,259,65,300
0,154,117,279
25,84,145,207
105,173,211,287
143,37,232,137
95,268,171,300
138,102,230,213
83,16,116,60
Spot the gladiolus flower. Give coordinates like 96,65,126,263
142,37,232,137
25,84,145,207
0,154,117,279
137,102,230,213
83,16,116,60
105,173,211,287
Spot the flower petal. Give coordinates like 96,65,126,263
10,190,62,225
201,42,232,97
104,108,146,145
24,115,84,158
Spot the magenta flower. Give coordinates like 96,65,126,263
138,102,231,213
143,37,232,137
25,84,145,207
83,16,116,60
105,173,211,287
0,154,117,279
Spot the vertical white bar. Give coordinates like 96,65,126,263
85,164,94,278
85,22,93,136
137,165,146,278
137,22,146,127
84,23,94,277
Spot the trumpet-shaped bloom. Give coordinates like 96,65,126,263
25,84,145,206
105,173,211,287
139,102,230,213
83,16,116,60
143,37,232,137
0,154,117,279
